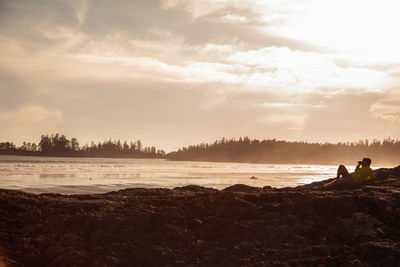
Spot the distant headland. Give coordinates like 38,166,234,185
1,134,399,165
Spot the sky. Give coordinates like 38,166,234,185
1,0,400,151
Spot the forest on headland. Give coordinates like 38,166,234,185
0,134,165,158
1,134,399,165
167,137,400,166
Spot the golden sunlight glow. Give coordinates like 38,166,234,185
269,0,400,63
1,0,400,149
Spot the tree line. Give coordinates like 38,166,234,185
166,137,400,166
0,134,165,158
1,135,399,165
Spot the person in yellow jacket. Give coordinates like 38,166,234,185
324,157,375,188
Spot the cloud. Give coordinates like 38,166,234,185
370,94,400,123
74,0,88,26
0,0,85,40
215,14,249,24
0,106,62,124
4,32,384,96
227,46,391,93
267,0,400,65
260,103,323,109
160,0,294,22
160,0,256,18
1,0,399,150
301,92,400,142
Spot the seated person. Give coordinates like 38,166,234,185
324,157,375,188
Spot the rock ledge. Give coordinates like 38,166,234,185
1,166,400,266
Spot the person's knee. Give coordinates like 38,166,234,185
338,165,345,171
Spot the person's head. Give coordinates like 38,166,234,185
362,157,372,167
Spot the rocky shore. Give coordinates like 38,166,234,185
1,166,400,266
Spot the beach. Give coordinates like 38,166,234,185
0,155,337,194
0,166,399,266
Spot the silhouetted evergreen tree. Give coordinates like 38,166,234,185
167,137,400,165
0,134,165,159
1,135,399,164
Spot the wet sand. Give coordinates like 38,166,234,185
0,166,399,266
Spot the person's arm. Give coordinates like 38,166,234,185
365,168,376,181
370,168,376,180
354,162,362,172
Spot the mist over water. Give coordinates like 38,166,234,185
0,155,340,194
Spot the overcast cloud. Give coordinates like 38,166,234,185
0,0,399,151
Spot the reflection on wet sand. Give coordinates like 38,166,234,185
0,155,337,194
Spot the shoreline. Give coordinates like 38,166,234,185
1,154,398,167
0,166,399,265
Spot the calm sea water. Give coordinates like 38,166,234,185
0,155,337,194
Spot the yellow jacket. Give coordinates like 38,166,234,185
351,166,375,182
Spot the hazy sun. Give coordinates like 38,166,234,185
269,0,400,64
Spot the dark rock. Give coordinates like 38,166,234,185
0,166,400,266
222,184,262,193
173,185,218,193
375,170,389,180
347,258,363,267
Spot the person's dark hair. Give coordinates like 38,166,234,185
362,157,372,166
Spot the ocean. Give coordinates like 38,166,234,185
0,155,337,194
